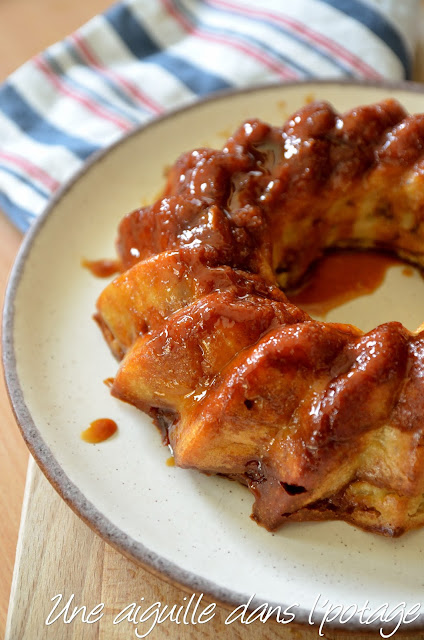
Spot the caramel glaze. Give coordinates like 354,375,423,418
116,99,423,286
95,98,424,536
81,418,118,444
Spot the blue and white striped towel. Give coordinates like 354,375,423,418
0,0,419,232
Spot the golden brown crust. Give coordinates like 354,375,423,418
95,98,424,536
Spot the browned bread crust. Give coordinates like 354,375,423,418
95,99,424,536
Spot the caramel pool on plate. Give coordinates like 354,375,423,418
287,250,402,317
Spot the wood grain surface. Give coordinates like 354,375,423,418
2,1,424,639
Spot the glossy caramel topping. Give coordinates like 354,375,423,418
81,418,118,443
114,98,424,292
287,250,402,317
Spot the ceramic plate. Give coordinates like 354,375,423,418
5,81,424,634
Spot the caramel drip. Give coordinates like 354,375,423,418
81,418,118,443
103,377,115,388
82,258,120,278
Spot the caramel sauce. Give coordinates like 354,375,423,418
103,377,115,389
287,250,402,317
166,456,175,467
82,258,120,278
81,418,118,444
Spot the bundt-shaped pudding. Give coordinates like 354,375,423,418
94,98,424,537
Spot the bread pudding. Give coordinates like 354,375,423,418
94,98,424,536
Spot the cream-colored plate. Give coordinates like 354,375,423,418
5,81,424,634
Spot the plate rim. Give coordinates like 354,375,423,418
4,78,424,632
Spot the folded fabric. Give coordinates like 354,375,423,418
0,0,419,231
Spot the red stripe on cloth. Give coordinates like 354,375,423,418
0,149,60,192
209,0,383,80
70,33,163,115
161,0,299,81
34,55,133,133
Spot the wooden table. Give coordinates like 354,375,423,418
2,3,424,639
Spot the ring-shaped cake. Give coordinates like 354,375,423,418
95,98,424,537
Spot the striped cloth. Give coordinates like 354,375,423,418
0,0,419,231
